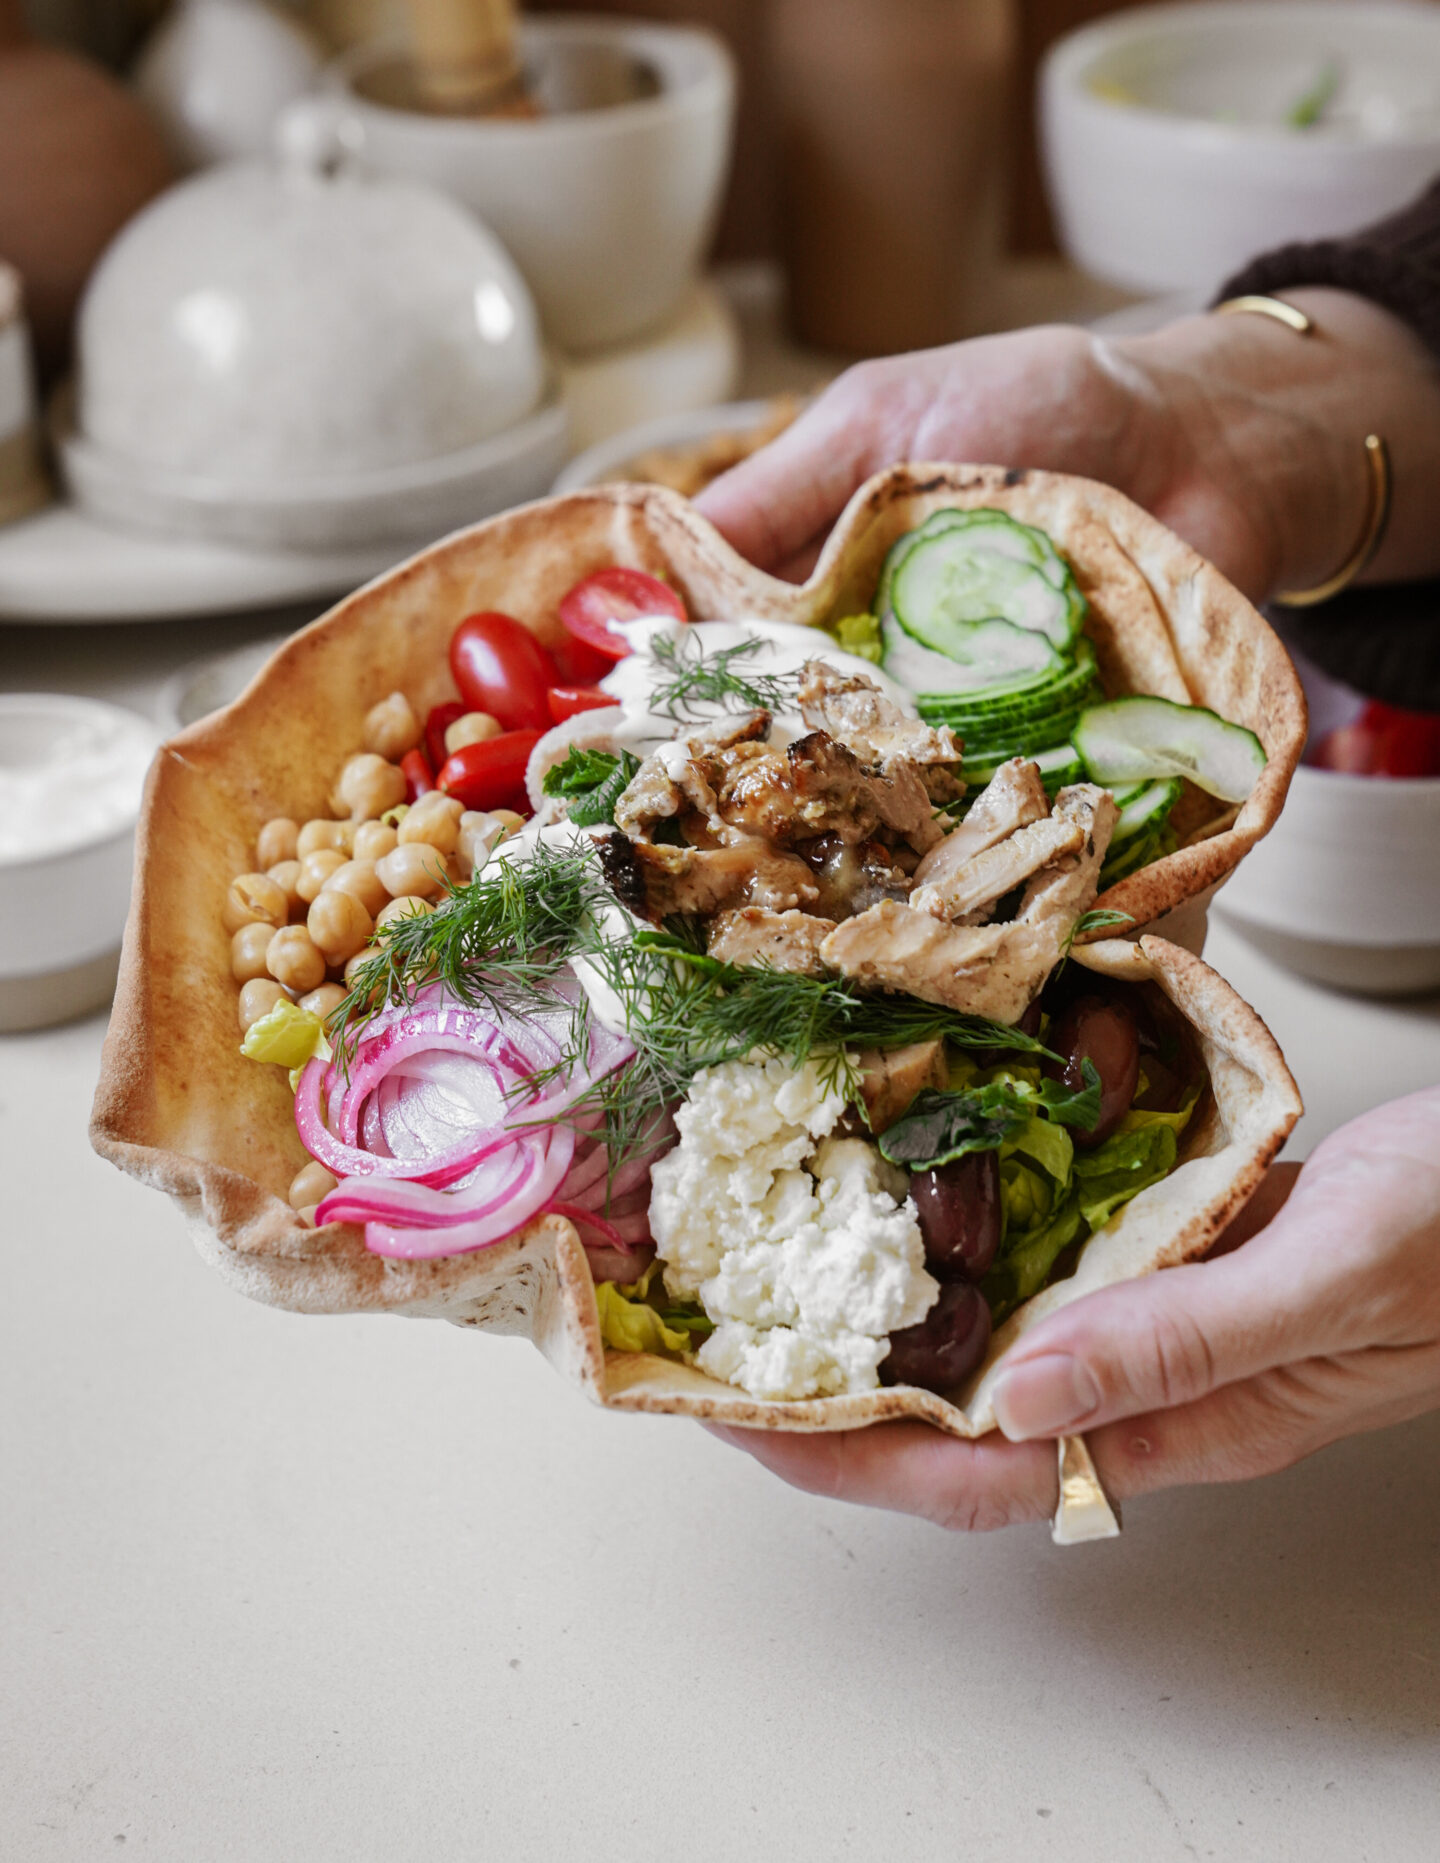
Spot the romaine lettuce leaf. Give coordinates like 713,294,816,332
1073,1122,1178,1229
1002,1111,1075,1188
594,1281,691,1356
241,999,331,1071
983,1192,1086,1324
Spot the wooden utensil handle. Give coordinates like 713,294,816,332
404,0,522,113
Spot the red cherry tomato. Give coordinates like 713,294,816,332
550,630,615,685
1313,701,1440,778
557,567,686,662
436,730,542,814
546,684,615,725
425,702,466,774
449,612,558,732
401,748,435,801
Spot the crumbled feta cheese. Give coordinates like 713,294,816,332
649,1058,939,1400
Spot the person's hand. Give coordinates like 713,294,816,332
694,292,1440,599
705,1087,1440,1532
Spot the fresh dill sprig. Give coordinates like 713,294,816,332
648,631,801,721
328,839,607,1070
1064,907,1135,954
329,835,1057,1175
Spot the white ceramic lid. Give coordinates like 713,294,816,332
74,103,545,485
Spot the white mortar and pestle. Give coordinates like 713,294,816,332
318,2,736,353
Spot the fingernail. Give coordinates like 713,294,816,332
992,1355,1100,1441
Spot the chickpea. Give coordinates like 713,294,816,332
375,842,448,899
221,871,288,935
255,816,299,869
288,1160,337,1210
237,977,287,1032
489,808,525,836
345,946,382,987
334,752,406,823
352,819,398,864
397,792,463,855
375,894,434,930
298,981,346,1020
362,690,422,762
295,1204,321,1229
266,925,327,994
444,710,502,755
230,921,276,984
296,848,346,904
297,818,353,860
322,857,389,918
307,888,373,965
267,859,304,919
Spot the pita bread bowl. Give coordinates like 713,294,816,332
91,463,1305,1437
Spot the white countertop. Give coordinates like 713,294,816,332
4,319,1440,1854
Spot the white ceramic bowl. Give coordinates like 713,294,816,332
1042,1,1440,294
1215,764,1440,995
65,115,561,548
0,694,160,1031
322,18,736,352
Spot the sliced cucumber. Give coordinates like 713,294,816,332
1108,778,1183,846
960,703,1091,764
964,742,1084,790
1073,696,1266,804
1100,821,1178,888
919,640,1098,731
893,535,1080,656
884,612,1062,696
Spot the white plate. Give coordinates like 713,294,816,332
0,504,402,626
552,396,777,493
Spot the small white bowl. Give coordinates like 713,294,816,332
322,19,736,352
0,694,160,1031
1042,2,1440,294
1215,763,1440,995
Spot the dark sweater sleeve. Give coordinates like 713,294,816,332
1216,175,1440,360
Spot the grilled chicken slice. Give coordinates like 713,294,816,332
707,906,837,975
600,833,819,922
612,711,771,841
911,758,1049,892
911,813,1085,922
856,1039,949,1133
784,732,941,852
820,784,1119,1021
797,662,963,801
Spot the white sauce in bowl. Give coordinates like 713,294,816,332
0,694,160,866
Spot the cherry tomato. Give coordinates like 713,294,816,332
557,567,686,663
550,630,615,685
546,684,615,725
449,612,558,732
401,748,435,801
1313,700,1440,778
425,702,466,774
436,730,541,814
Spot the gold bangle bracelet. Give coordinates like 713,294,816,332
1213,294,1393,607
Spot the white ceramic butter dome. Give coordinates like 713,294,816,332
63,106,565,548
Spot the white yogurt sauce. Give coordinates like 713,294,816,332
0,695,160,865
597,616,915,754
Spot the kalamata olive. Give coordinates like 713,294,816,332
881,1283,992,1391
911,1150,1001,1281
1043,994,1140,1148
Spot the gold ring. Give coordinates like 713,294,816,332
1052,1434,1122,1545
1213,295,1392,606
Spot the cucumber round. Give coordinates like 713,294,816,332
893,536,1079,655
1073,696,1267,804
884,613,1062,696
924,642,1099,732
1108,778,1183,846
965,743,1084,791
